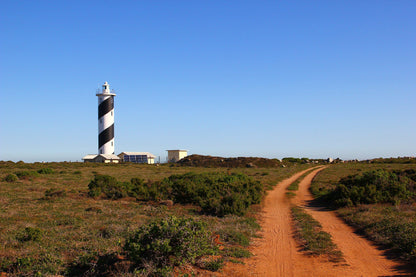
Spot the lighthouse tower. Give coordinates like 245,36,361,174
96,81,116,154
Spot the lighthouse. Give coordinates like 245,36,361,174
96,81,116,155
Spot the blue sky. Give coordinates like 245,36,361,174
1,1,415,162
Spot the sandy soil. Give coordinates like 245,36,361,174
219,167,413,277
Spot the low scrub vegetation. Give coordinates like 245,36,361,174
339,205,416,264
291,206,343,262
164,172,264,216
16,227,43,242
15,170,39,180
312,163,416,265
124,216,217,275
88,172,264,217
322,169,416,208
0,160,309,276
286,170,310,192
2,173,18,182
37,168,54,174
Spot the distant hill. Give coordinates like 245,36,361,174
176,154,282,168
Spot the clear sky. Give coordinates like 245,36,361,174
1,1,415,162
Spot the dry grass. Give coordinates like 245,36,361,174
0,161,311,275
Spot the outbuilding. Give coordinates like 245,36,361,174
82,154,121,163
167,150,188,163
118,152,156,164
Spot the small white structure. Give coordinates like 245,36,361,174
82,154,98,163
118,152,156,164
167,150,188,163
82,154,120,163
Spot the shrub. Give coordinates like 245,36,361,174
67,252,130,277
326,170,415,208
88,175,126,199
15,171,39,180
124,216,216,275
130,178,170,200
3,173,18,182
87,175,169,200
37,168,54,174
162,172,264,216
220,229,250,246
16,227,43,242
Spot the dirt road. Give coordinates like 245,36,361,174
220,167,412,276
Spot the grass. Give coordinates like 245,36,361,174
286,191,296,198
311,162,416,264
338,205,416,263
0,161,312,276
283,167,343,261
290,206,344,262
286,170,311,192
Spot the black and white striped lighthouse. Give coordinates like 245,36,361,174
96,81,116,154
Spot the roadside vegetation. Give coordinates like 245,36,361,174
290,206,343,262
286,170,311,192
88,172,264,217
311,161,416,265
285,169,343,262
0,160,313,276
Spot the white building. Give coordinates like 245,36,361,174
82,154,120,163
118,152,156,164
167,150,188,163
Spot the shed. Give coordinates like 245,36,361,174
167,150,188,163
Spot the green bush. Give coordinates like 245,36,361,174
326,170,415,208
37,168,54,174
162,172,264,216
124,216,216,275
88,175,126,199
16,227,43,242
3,173,18,182
88,175,170,200
15,171,39,180
67,252,127,277
129,178,170,200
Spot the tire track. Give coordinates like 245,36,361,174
219,167,412,276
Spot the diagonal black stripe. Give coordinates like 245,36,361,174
99,125,114,148
98,97,114,118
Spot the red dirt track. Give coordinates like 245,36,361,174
219,167,413,276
